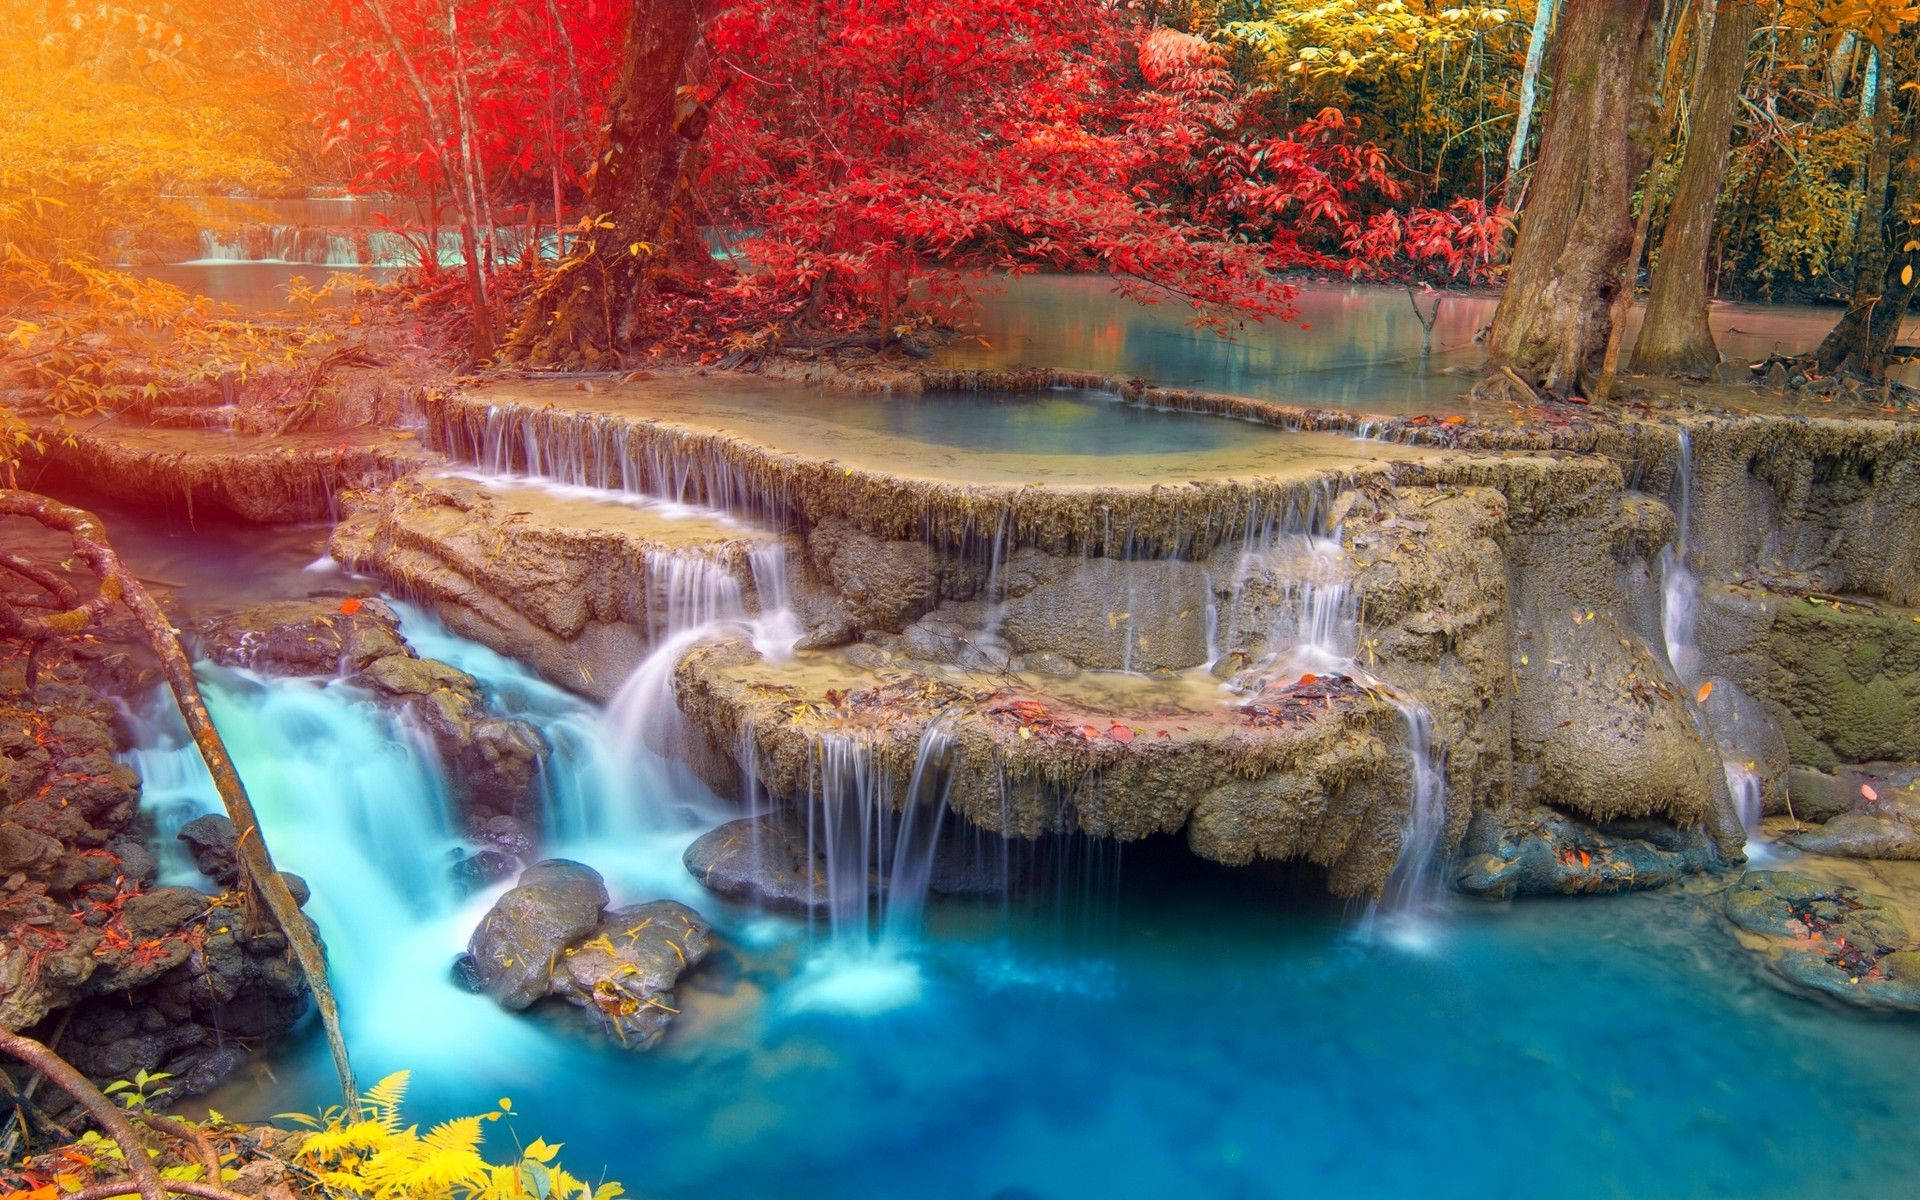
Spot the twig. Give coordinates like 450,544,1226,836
132,1110,223,1181
59,1180,254,1200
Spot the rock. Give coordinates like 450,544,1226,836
1455,804,1721,899
1785,767,1855,823
464,860,609,1010
199,597,409,675
179,813,240,886
1784,809,1920,859
122,887,207,940
450,848,520,892
808,517,943,633
199,598,546,825
108,838,157,888
1510,615,1733,853
1724,871,1920,1011
684,813,828,914
550,901,712,1049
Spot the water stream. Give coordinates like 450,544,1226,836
1659,429,1767,840
55,471,1913,1200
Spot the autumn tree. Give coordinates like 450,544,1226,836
1477,0,1659,401
504,0,712,367
1804,10,1920,378
1633,0,1768,378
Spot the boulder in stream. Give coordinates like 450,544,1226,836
1723,871,1920,1012
460,860,712,1048
684,813,827,914
463,859,609,1010
551,901,713,1049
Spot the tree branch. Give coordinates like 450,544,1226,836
0,1030,167,1200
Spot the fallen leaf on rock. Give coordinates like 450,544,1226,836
1862,783,1879,802
1696,681,1714,703
339,597,362,615
1109,724,1135,744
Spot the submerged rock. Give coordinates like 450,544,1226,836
1723,871,1920,1012
1454,804,1720,899
551,901,712,1049
463,859,609,1010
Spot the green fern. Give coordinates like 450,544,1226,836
287,1072,621,1200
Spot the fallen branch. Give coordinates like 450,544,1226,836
0,1030,167,1200
60,1180,255,1200
0,489,355,1104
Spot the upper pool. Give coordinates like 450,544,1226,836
463,379,1424,489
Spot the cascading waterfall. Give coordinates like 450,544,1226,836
1210,502,1450,916
122,601,728,1069
1658,428,1765,839
444,405,794,522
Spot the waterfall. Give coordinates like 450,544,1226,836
1658,427,1765,843
1206,504,1448,916
1381,699,1448,911
117,602,730,1070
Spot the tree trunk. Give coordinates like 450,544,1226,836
506,0,711,368
1631,0,1762,377
1478,0,1659,401
1814,59,1918,378
1817,131,1920,378
1503,0,1557,208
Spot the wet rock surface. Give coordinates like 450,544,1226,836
1723,870,1920,1012
684,813,824,913
1,641,311,1101
199,595,545,830
551,901,712,1049
463,859,610,1010
1455,804,1721,899
683,811,1018,913
459,861,710,1048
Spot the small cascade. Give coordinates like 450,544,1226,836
122,664,463,982
442,404,800,524
1206,502,1449,917
1659,427,1766,843
1380,699,1448,911
794,716,960,947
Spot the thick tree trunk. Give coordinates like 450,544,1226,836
1478,0,1658,401
1817,135,1920,378
506,0,710,368
1814,63,1919,379
1632,0,1763,377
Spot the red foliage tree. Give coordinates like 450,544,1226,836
320,1,1500,364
